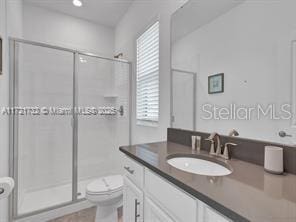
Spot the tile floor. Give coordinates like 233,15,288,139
48,207,123,222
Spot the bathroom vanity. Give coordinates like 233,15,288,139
120,129,296,222
121,152,231,222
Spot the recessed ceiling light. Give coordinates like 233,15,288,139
73,0,82,7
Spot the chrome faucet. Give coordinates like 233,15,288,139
222,143,237,160
217,129,239,159
205,131,238,159
228,129,239,137
206,132,222,156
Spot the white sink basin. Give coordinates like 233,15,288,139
167,155,232,176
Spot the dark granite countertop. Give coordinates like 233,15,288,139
120,141,296,222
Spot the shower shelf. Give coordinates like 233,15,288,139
103,94,118,98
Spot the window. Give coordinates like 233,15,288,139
136,21,159,125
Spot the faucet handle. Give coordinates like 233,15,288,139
205,138,215,155
222,143,237,160
207,132,218,140
225,142,237,147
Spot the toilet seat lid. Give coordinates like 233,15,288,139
86,175,123,195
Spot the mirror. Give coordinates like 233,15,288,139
171,0,296,145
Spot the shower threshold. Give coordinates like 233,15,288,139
18,178,93,215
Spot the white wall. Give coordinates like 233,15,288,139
115,0,187,144
0,1,8,221
23,4,114,57
1,0,23,221
1,0,24,221
172,0,296,144
7,0,23,38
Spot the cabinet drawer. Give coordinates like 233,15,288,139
123,156,144,188
144,169,197,222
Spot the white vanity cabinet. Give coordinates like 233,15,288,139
144,197,175,222
123,156,144,222
123,156,232,222
123,177,144,222
198,203,231,222
144,169,197,222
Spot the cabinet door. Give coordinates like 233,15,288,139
145,169,197,222
123,176,144,222
198,202,231,222
144,197,175,222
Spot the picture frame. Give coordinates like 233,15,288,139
208,73,224,94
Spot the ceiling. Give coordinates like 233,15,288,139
172,0,245,42
24,0,134,28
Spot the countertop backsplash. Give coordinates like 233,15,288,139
167,128,296,175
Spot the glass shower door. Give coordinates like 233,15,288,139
13,42,74,216
77,54,130,198
10,39,131,219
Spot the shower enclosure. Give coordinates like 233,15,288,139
9,38,131,219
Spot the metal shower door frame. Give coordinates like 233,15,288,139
8,38,132,221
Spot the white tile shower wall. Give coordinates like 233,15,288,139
172,0,296,144
77,56,130,182
114,0,187,145
114,62,130,147
113,61,131,175
23,3,114,57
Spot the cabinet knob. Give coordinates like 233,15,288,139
124,166,135,174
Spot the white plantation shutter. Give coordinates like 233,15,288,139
136,21,159,123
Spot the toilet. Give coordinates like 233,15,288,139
86,175,123,222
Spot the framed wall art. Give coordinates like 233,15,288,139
208,73,224,94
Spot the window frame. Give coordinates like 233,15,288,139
135,20,160,127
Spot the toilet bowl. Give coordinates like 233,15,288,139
86,175,123,222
